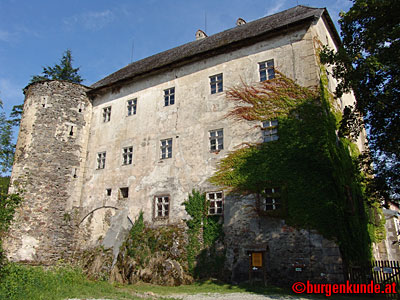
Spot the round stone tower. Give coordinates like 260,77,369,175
4,80,92,263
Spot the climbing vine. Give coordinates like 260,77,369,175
210,71,383,265
183,190,224,278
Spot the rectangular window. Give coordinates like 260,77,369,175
207,191,224,215
103,106,111,122
264,187,281,210
106,188,112,196
155,195,169,218
160,138,172,159
164,87,175,106
262,120,278,142
120,187,129,199
210,74,223,94
122,146,133,165
127,99,137,116
209,129,224,151
97,152,106,169
259,59,275,82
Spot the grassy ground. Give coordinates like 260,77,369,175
0,263,393,300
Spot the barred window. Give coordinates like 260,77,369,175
209,129,223,151
127,99,137,116
262,120,278,142
264,188,281,210
103,106,111,122
160,138,172,159
259,59,275,82
97,152,106,169
207,191,223,215
155,195,169,218
210,74,223,94
122,146,133,165
164,87,175,106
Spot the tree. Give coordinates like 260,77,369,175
320,0,400,200
0,100,14,175
30,49,83,84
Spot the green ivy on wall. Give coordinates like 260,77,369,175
209,71,383,266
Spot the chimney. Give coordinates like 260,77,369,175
236,18,246,26
195,29,208,40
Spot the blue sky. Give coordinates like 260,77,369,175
0,0,352,115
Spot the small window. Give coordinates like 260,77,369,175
69,126,74,136
207,191,223,215
155,195,169,218
164,87,175,106
103,106,111,122
122,146,133,165
106,188,112,196
264,187,281,210
160,138,172,159
119,187,129,199
210,74,223,94
127,99,137,116
209,129,224,151
97,152,106,169
259,59,275,82
262,120,278,142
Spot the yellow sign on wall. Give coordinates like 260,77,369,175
252,252,263,267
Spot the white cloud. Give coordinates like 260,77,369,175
64,10,115,31
266,1,286,16
0,29,13,42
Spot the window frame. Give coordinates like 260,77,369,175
209,73,223,94
96,152,106,169
206,191,224,215
154,195,170,219
102,106,111,123
164,87,175,106
160,138,173,159
122,146,133,165
259,59,275,82
209,129,224,152
263,187,281,211
262,120,278,142
127,99,137,116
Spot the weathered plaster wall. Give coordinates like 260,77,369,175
4,81,92,263
78,24,320,245
373,210,400,261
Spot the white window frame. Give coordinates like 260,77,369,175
154,195,169,218
127,99,137,116
103,106,111,122
164,87,175,106
259,59,275,82
207,191,224,215
209,129,224,152
160,138,172,159
210,73,223,94
122,146,133,165
262,120,278,142
264,187,281,211
97,152,106,169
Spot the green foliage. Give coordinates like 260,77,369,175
183,190,224,278
0,100,14,174
210,73,379,265
0,176,10,194
30,49,83,84
0,263,146,300
8,104,23,127
320,0,400,200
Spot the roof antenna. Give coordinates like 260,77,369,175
205,11,207,34
130,38,134,63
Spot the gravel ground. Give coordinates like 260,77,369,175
67,293,309,300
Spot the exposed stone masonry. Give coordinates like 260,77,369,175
4,81,91,263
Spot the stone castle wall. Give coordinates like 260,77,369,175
4,80,92,263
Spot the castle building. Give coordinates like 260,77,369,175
5,6,361,284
